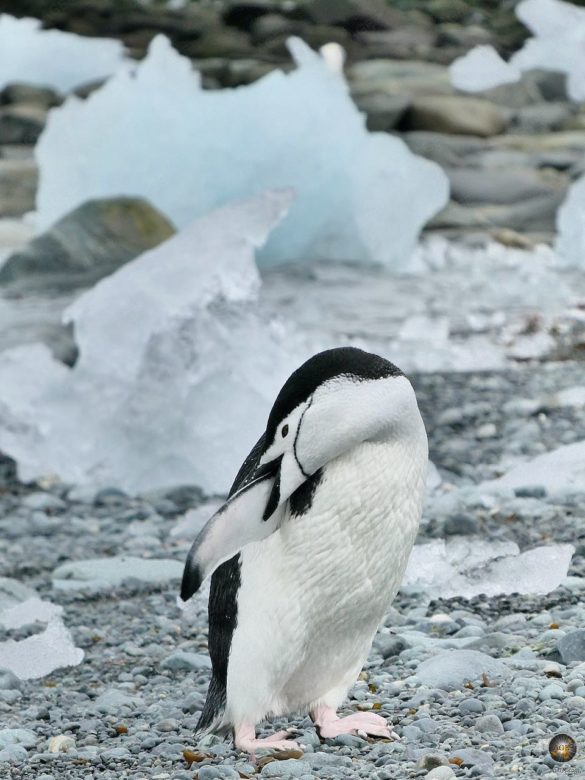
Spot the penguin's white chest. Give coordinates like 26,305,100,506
226,435,427,725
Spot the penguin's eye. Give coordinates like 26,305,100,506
281,424,289,438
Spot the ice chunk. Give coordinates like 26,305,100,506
0,190,314,495
489,440,585,495
514,0,585,102
0,597,62,630
403,538,574,598
450,0,585,102
450,45,521,93
36,35,448,267
0,617,83,680
0,14,126,94
52,556,184,593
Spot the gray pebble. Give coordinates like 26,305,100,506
476,714,504,734
161,650,212,672
261,759,312,777
459,698,485,714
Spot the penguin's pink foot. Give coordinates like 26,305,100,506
311,705,398,740
234,723,301,753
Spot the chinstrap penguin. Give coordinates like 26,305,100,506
180,346,428,752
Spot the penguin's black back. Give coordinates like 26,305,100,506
195,434,266,736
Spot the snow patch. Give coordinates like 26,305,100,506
0,14,126,94
36,35,448,267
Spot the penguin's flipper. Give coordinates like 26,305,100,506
180,471,282,602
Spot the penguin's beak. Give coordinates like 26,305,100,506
253,456,283,521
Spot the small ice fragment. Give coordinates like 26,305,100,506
0,14,126,93
450,45,521,92
490,440,585,494
0,617,83,680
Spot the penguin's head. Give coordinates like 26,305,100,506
180,346,427,602
255,346,424,520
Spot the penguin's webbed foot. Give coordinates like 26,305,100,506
234,723,301,754
311,705,398,740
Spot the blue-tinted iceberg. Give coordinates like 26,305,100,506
36,36,448,268
0,190,315,495
0,14,126,93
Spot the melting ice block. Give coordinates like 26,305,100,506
0,190,315,495
36,35,448,267
403,537,574,598
0,14,126,94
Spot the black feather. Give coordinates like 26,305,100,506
195,434,265,736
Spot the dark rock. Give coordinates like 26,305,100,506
223,1,273,30
303,0,407,32
427,0,470,23
430,192,564,233
250,13,301,43
446,168,563,206
352,92,410,131
436,23,492,49
0,83,61,109
0,197,175,293
0,158,37,217
94,488,129,507
222,59,277,88
0,105,47,145
177,27,252,59
558,629,585,665
404,95,507,137
162,485,205,513
443,514,479,535
526,69,569,102
354,27,436,60
401,130,486,168
511,102,574,134
514,486,547,499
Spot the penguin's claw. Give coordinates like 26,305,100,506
312,706,395,740
234,724,301,754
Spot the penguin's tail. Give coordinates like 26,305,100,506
195,676,230,739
